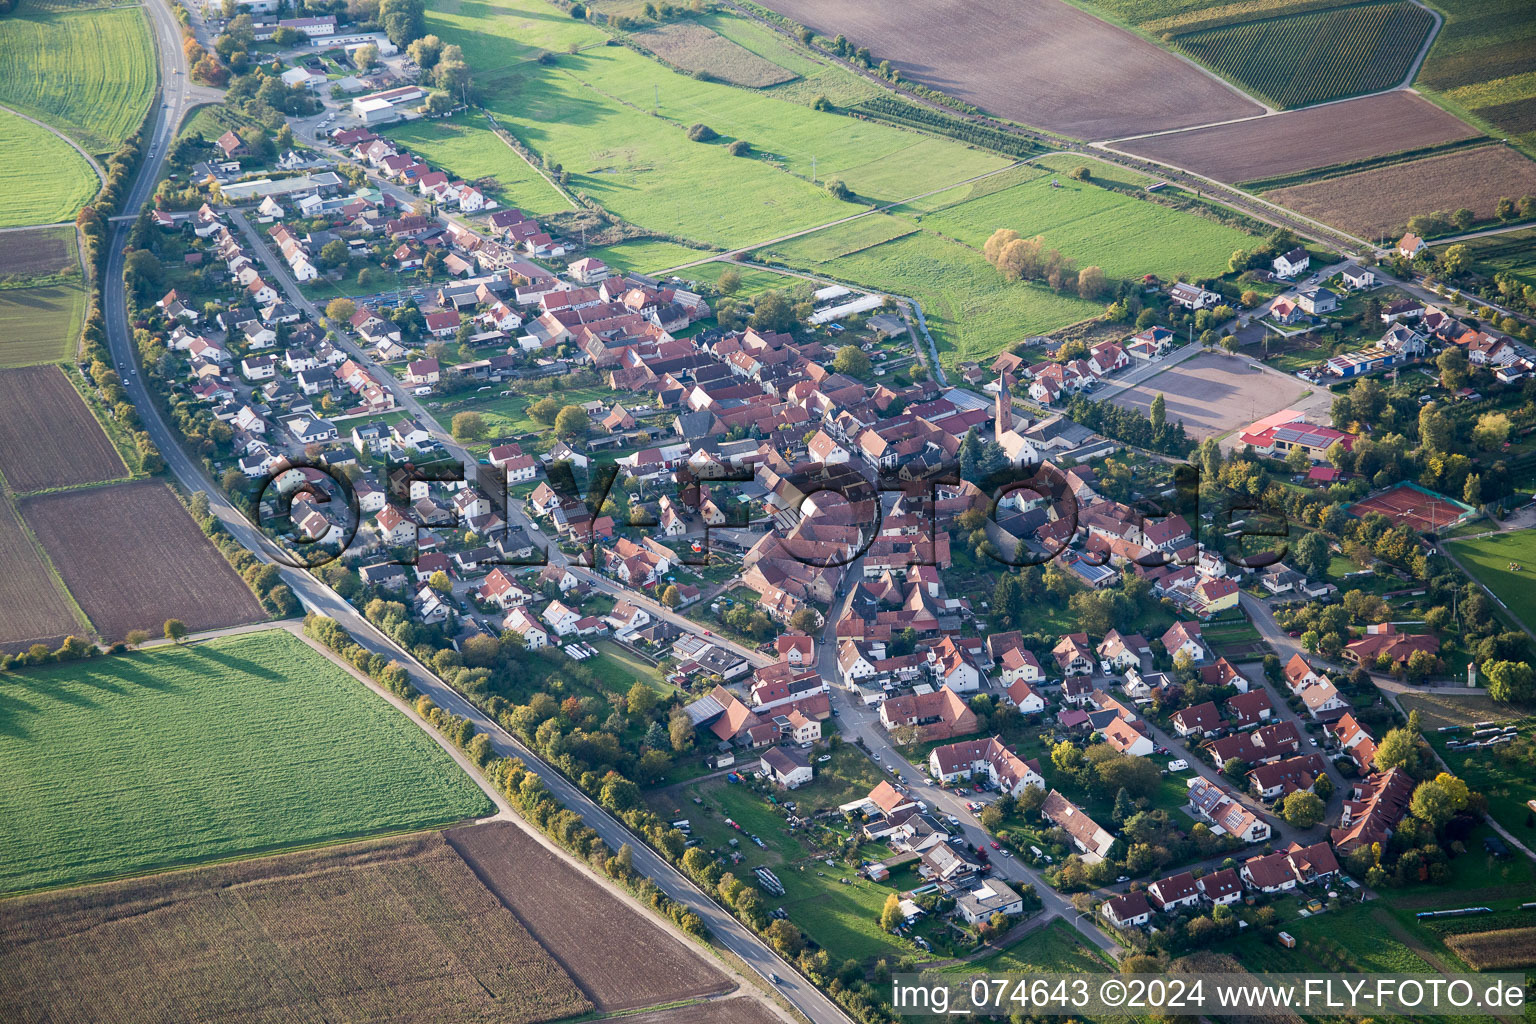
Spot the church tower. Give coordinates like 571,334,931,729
994,374,1014,444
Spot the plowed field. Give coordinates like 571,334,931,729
0,366,124,490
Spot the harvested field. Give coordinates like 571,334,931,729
754,0,1261,139
1113,91,1478,182
0,629,495,893
447,821,732,1011
20,481,265,640
0,497,79,654
1265,145,1536,237
1396,691,1524,731
0,366,125,491
0,224,77,280
636,22,797,87
1109,351,1306,440
1444,927,1536,969
0,832,590,1024
623,998,786,1024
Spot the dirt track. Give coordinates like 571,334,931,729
754,0,1261,139
1112,91,1478,182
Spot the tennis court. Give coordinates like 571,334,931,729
1349,483,1473,533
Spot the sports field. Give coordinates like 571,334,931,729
385,111,573,216
1110,351,1306,439
1350,482,1474,532
0,110,97,227
1448,529,1536,635
0,5,156,155
0,281,86,366
0,628,493,893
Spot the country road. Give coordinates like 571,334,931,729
102,3,853,1020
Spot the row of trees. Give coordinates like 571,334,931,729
983,229,1113,300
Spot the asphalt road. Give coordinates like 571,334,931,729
102,5,851,1019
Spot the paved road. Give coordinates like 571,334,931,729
810,567,1121,955
103,6,851,1020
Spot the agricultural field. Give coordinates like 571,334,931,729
891,163,1256,280
1114,91,1480,182
621,999,787,1024
0,832,589,1024
0,4,156,155
0,496,81,654
756,0,1262,139
0,110,97,228
446,821,733,1011
0,281,86,367
0,629,494,894
1413,0,1536,153
20,481,267,640
1397,690,1526,731
702,9,828,80
636,22,797,86
0,366,126,492
1444,927,1536,969
1438,226,1536,289
1265,145,1536,238
759,229,1103,368
1173,1,1435,108
1448,528,1536,636
0,223,78,280
384,112,573,216
430,0,1018,248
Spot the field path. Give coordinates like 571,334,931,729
0,101,105,190
1397,1,1444,89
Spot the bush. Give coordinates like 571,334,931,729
685,123,717,142
726,139,751,157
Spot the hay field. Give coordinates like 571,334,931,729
0,4,156,154
0,629,494,894
0,110,97,227
637,22,797,86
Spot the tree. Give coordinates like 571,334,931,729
1463,472,1482,508
1077,265,1107,300
749,290,796,332
407,33,444,69
451,411,486,441
790,606,818,632
164,619,188,644
1150,392,1166,432
1436,346,1469,391
825,178,851,200
1293,531,1330,581
1409,777,1457,830
124,628,151,648
554,405,589,438
685,122,718,142
1373,725,1420,775
379,0,426,47
1485,659,1535,702
626,681,658,718
1112,787,1135,823
980,803,1004,830
1280,790,1324,828
879,892,903,932
1286,443,1310,474
1473,411,1512,450
833,345,871,378
428,570,452,592
660,584,680,607
528,396,561,424
766,918,803,957
716,268,741,295
353,42,379,68
669,707,694,751
325,297,356,323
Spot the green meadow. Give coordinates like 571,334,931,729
0,629,492,894
0,110,97,227
0,4,156,155
385,111,573,215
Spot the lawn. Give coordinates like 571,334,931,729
0,629,493,894
0,110,97,227
429,0,1010,248
757,229,1103,369
586,638,676,694
1426,731,1536,842
0,281,86,367
1447,530,1536,636
0,4,156,155
951,918,1114,973
585,238,720,275
384,111,573,216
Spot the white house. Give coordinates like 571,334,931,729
1005,678,1046,714
541,600,581,636
503,606,550,649
1101,891,1152,929
1272,246,1310,279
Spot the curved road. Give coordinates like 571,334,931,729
104,4,850,1020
